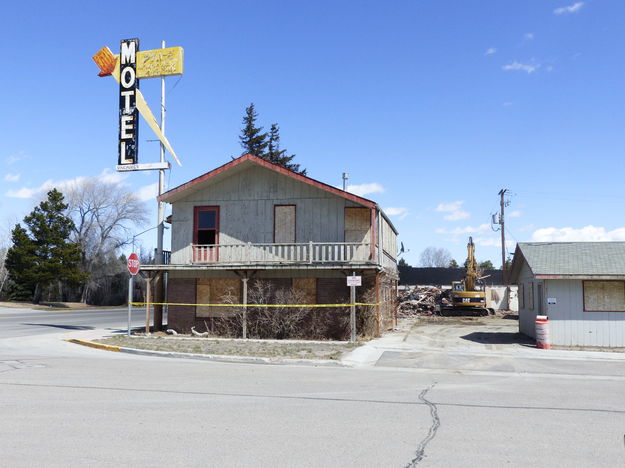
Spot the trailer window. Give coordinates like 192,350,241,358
583,281,625,312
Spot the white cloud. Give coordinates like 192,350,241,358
502,61,539,74
4,173,20,182
136,182,159,202
5,151,29,165
503,101,513,107
554,2,584,15
347,182,384,197
436,223,490,235
508,210,522,218
524,33,534,40
6,179,55,198
485,47,497,56
473,237,515,248
384,207,409,220
531,225,625,242
436,200,470,221
5,169,130,199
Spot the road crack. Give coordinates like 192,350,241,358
406,382,440,467
0,360,46,373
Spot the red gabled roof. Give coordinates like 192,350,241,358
158,153,377,208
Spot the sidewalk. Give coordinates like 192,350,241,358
63,317,625,371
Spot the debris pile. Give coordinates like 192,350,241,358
397,286,451,316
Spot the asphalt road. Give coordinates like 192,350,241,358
0,306,148,338
1,309,624,467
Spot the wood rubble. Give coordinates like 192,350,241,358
397,286,451,316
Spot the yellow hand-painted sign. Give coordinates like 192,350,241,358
93,45,183,167
93,46,183,79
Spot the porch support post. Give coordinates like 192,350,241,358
375,273,381,337
145,274,152,334
154,270,163,332
242,275,248,339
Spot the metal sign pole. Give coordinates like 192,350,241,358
156,39,166,264
127,275,133,336
350,271,356,343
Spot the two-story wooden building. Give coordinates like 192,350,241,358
143,154,399,339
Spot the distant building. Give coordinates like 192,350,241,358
510,242,625,347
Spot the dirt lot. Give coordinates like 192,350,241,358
96,335,361,360
400,313,535,351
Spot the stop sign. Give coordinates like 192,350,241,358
127,252,140,276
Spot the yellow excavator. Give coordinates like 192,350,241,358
442,237,492,316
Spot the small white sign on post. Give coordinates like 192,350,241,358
347,275,362,287
547,297,557,305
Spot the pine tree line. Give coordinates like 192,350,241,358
239,103,306,175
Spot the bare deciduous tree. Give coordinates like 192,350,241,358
419,247,453,268
64,178,149,303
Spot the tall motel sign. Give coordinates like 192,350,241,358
92,39,183,171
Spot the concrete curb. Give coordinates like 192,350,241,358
65,338,121,352
65,338,347,367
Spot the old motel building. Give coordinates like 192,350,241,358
143,154,399,339
510,242,625,348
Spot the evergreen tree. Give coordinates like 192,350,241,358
448,259,459,268
239,104,306,174
5,189,85,304
239,103,268,157
266,123,306,175
5,225,38,300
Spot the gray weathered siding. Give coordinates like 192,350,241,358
516,260,541,338
545,279,625,347
170,165,362,263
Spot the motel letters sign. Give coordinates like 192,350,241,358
118,39,139,166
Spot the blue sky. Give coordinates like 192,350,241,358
1,0,624,266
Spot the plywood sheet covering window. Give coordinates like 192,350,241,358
293,278,316,305
583,281,625,312
345,208,371,243
196,278,241,317
274,205,296,243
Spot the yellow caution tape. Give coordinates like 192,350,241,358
130,302,379,308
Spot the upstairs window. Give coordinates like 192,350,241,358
194,206,219,245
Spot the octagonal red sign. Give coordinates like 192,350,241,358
127,252,140,276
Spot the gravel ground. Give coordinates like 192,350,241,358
95,335,361,360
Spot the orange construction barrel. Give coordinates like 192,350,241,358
535,315,550,350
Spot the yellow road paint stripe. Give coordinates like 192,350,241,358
65,338,121,352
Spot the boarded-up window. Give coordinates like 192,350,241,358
274,205,296,243
583,281,625,312
528,282,534,310
196,278,240,318
344,208,371,244
518,283,525,308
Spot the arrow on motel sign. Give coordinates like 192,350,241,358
92,41,183,168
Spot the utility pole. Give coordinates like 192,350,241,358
154,39,167,332
498,189,508,285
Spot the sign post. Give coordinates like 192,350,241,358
347,273,361,343
127,253,140,336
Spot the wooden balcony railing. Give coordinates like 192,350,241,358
186,242,372,265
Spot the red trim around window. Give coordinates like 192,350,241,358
193,206,220,262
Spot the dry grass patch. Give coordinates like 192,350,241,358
96,335,361,360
